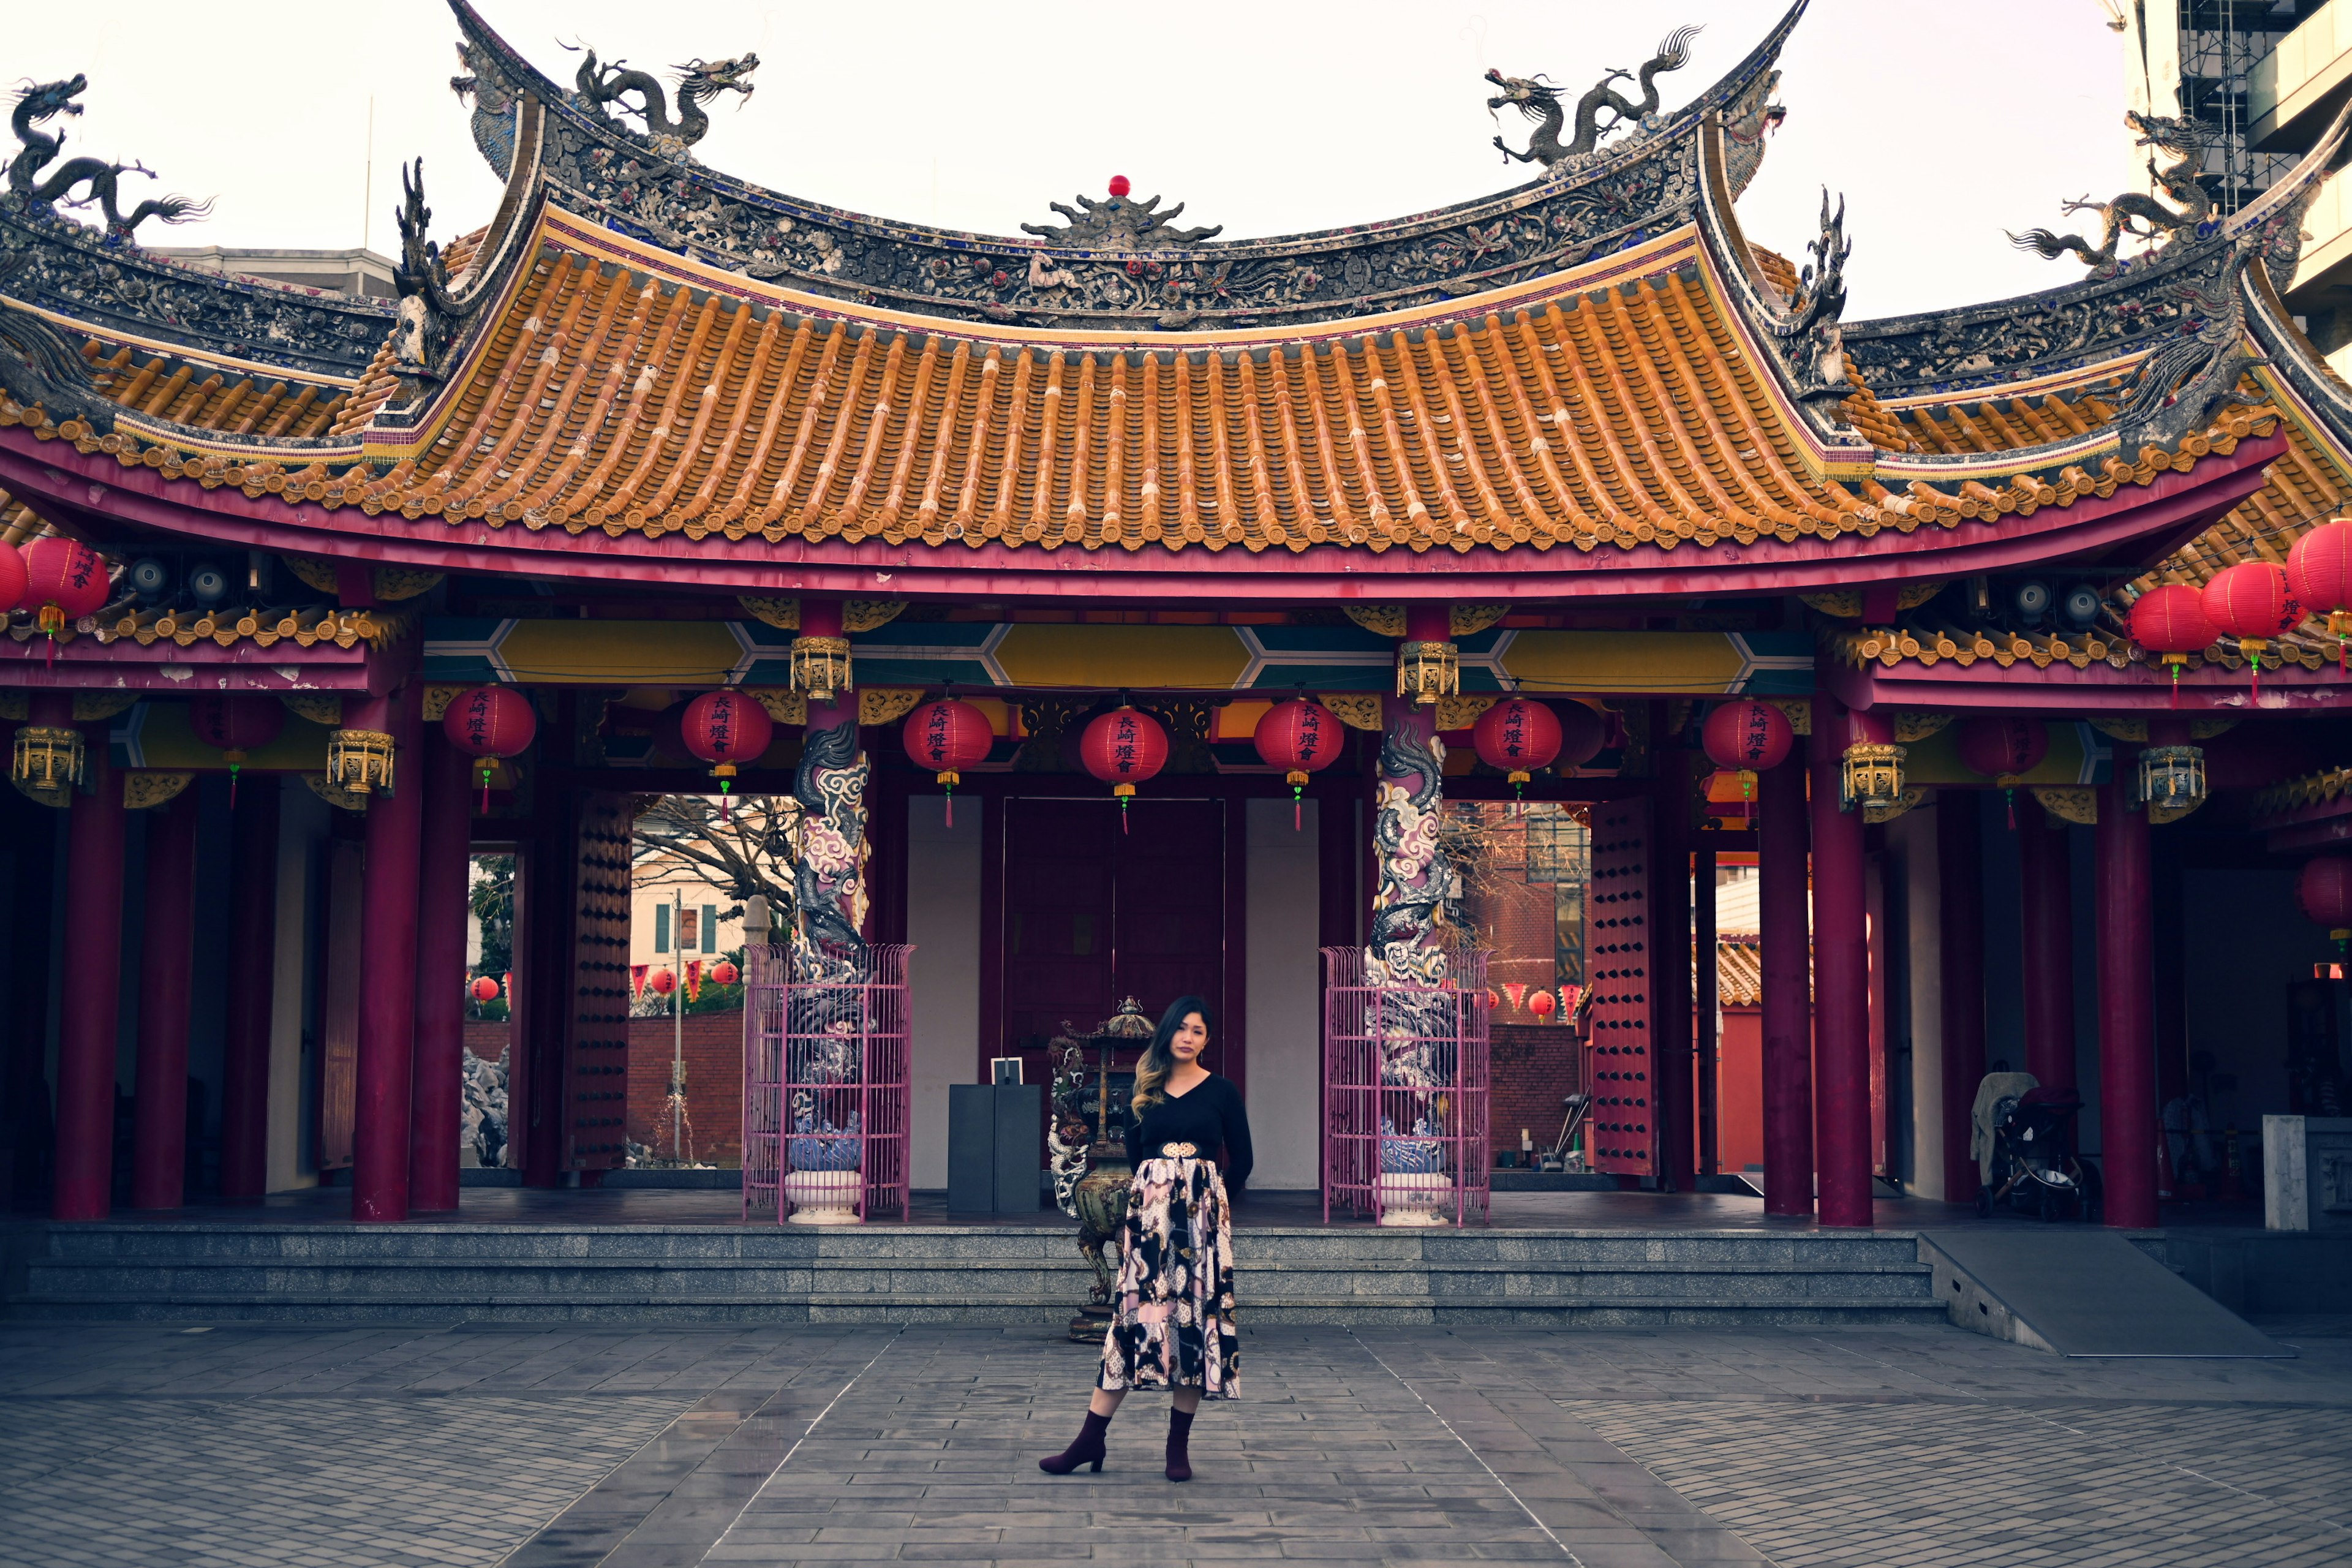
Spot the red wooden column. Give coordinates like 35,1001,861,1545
409,723,472,1212
218,778,281,1199
1808,694,1873,1229
1694,844,1718,1178
53,699,128,1223
1757,750,1812,1216
129,790,200,1209
2018,805,2077,1091
352,686,426,1223
2095,767,2159,1228
1651,710,1694,1193
1937,791,1989,1205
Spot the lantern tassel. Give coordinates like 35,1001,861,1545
720,778,733,824
481,762,494,813
228,761,239,810
2005,786,2017,832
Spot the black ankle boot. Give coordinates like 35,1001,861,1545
1166,1408,1195,1482
1039,1409,1113,1475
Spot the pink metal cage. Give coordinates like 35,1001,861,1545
743,940,912,1223
1321,944,1491,1225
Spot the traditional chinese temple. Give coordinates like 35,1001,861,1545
6,0,2352,1281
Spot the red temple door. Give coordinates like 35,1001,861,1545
565,793,634,1170
999,797,1229,1082
1583,799,1656,1178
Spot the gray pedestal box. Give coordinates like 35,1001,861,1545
948,1084,1044,1213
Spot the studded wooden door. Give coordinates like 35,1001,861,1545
567,792,635,1169
1583,799,1656,1178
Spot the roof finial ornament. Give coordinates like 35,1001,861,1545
559,43,760,161
2008,111,2213,274
391,159,491,394
1021,179,1222,250
6,75,213,241
1485,25,1701,173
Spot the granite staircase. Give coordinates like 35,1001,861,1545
9,1223,1945,1327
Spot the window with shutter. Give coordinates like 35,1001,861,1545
654,902,671,954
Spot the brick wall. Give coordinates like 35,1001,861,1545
627,1009,745,1167
458,1015,746,1167
1490,1022,1582,1161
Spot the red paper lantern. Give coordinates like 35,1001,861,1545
710,959,741,987
469,975,502,1003
2203,561,2302,695
2129,583,2217,704
648,967,678,997
901,698,993,824
1528,988,1557,1019
1698,700,1790,821
1079,706,1170,830
1253,697,1343,827
443,685,538,810
1953,715,2048,781
20,537,109,642
1472,698,1564,800
0,540,25,614
190,693,285,805
2288,519,2352,671
681,690,776,819
1556,701,1609,777
2299,856,2352,930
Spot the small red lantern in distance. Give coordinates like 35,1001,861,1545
2129,584,2217,706
190,693,285,806
1556,701,1609,777
709,959,741,987
1700,699,1792,820
681,690,776,820
469,975,502,1003
901,697,993,826
442,685,538,810
1079,706,1170,831
2299,855,2352,931
1254,697,1343,829
2288,519,2352,671
20,536,110,641
1528,988,1557,1019
1472,698,1564,802
0,538,26,614
648,967,678,997
1953,715,2048,781
2201,560,2302,696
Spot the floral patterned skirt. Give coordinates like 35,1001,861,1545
1096,1154,1240,1399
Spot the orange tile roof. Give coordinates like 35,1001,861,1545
0,217,2283,563
77,337,352,440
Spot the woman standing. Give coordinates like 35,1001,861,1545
1039,994,1251,1482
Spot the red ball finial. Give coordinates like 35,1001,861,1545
1107,174,1131,198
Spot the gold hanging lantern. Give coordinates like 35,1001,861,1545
324,728,397,795
1839,741,1906,812
2136,744,2206,812
12,724,85,797
789,635,853,703
1395,640,1460,706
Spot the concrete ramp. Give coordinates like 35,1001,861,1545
1920,1229,2293,1358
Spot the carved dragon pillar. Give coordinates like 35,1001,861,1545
793,600,869,953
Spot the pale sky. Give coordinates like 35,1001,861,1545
6,0,2138,322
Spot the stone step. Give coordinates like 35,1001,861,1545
24,1255,1936,1302
4,1289,1949,1328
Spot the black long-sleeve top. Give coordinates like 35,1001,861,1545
1123,1072,1253,1188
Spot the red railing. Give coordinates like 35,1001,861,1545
744,939,912,1223
1321,944,1490,1226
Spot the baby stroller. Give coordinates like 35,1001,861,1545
1975,1084,2101,1222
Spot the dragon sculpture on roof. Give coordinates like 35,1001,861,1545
562,46,760,159
2009,111,2214,270
1021,189,1222,249
1487,25,1702,172
6,76,212,238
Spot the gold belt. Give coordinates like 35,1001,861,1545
1156,1142,1200,1158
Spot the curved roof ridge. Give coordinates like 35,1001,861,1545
445,0,1801,333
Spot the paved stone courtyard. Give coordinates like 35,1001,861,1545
1,1316,2346,1567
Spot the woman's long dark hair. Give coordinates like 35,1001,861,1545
1130,994,1214,1115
